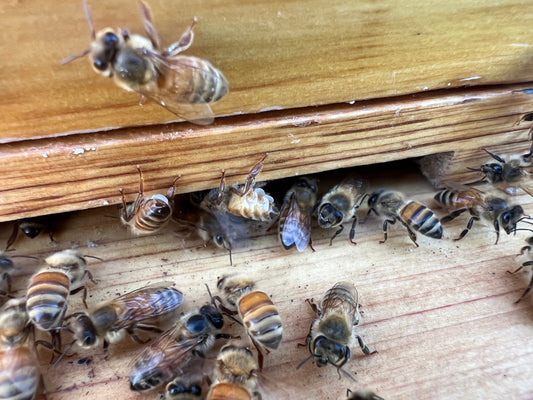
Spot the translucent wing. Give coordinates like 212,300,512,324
112,283,183,329
279,194,312,252
0,346,40,398
139,51,228,124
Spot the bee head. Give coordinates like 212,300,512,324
311,335,350,368
90,29,121,77
318,203,343,228
501,205,525,234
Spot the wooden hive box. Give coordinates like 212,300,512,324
1,1,532,399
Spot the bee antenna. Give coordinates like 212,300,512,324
83,255,104,262
295,354,314,370
53,339,76,369
60,48,91,65
83,0,96,40
9,255,39,261
338,366,357,383
228,248,233,266
204,283,216,307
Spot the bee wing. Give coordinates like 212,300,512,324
112,283,184,329
137,51,220,125
0,346,40,394
440,181,488,207
279,194,312,251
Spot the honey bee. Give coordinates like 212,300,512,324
0,298,42,400
65,283,184,352
317,178,368,245
298,282,375,376
468,149,531,196
129,304,226,392
278,177,318,252
26,250,96,334
346,389,385,400
216,275,283,370
366,189,443,247
509,236,533,303
206,344,261,400
5,215,56,251
165,375,203,400
62,1,228,124
434,184,488,241
120,165,181,235
199,155,279,224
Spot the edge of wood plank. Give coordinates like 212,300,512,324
2,83,533,222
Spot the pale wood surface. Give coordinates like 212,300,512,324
2,84,533,222
2,0,533,141
1,163,532,400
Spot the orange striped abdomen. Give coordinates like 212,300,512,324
133,196,172,233
0,345,40,400
206,382,251,400
399,201,443,239
238,291,282,350
26,270,70,331
174,56,228,104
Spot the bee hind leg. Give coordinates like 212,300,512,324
515,272,533,303
164,17,198,56
355,335,377,356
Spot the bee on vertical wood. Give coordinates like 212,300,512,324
64,282,184,353
120,165,181,235
278,177,318,252
129,304,226,392
298,282,375,376
5,215,57,251
317,178,368,245
365,189,442,247
216,276,283,370
62,1,228,124
206,344,261,400
467,148,532,196
509,236,533,303
346,389,385,400
0,298,42,400
26,250,96,335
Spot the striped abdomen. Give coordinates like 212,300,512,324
133,195,172,233
238,291,282,350
175,56,228,104
26,270,69,331
227,188,278,222
434,189,483,210
398,201,443,239
321,282,358,329
0,345,40,400
207,382,251,400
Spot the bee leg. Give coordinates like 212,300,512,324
138,94,147,106
305,298,319,315
493,219,501,245
164,17,198,56
515,272,533,303
309,237,316,252
518,245,532,256
440,208,467,224
406,228,419,247
166,174,182,200
355,335,377,356
483,148,506,163
2,272,12,293
35,338,61,364
250,336,266,371
138,1,160,50
454,215,479,241
5,221,19,251
330,224,344,246
379,218,395,244
70,285,89,309
232,154,268,197
349,216,359,245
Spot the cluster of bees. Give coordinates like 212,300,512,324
1,1,532,399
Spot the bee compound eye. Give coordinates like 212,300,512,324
191,384,202,395
168,382,186,395
21,226,42,238
103,32,119,47
93,58,108,71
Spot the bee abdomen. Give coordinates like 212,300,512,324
26,271,69,330
134,197,172,233
400,201,443,239
181,57,228,104
238,291,282,350
0,347,39,400
207,382,251,400
434,189,455,207
227,190,277,222
322,282,357,312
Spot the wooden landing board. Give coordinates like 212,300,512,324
2,0,533,141
1,162,532,400
2,84,533,222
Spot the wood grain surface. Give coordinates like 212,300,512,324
1,162,532,400
2,83,533,222
1,0,533,141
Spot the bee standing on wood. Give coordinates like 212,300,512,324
0,298,43,400
62,1,228,124
278,177,318,252
63,282,183,355
129,304,227,392
216,275,283,370
298,282,375,377
467,148,532,196
365,189,442,247
316,178,368,245
120,165,181,235
26,250,96,346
